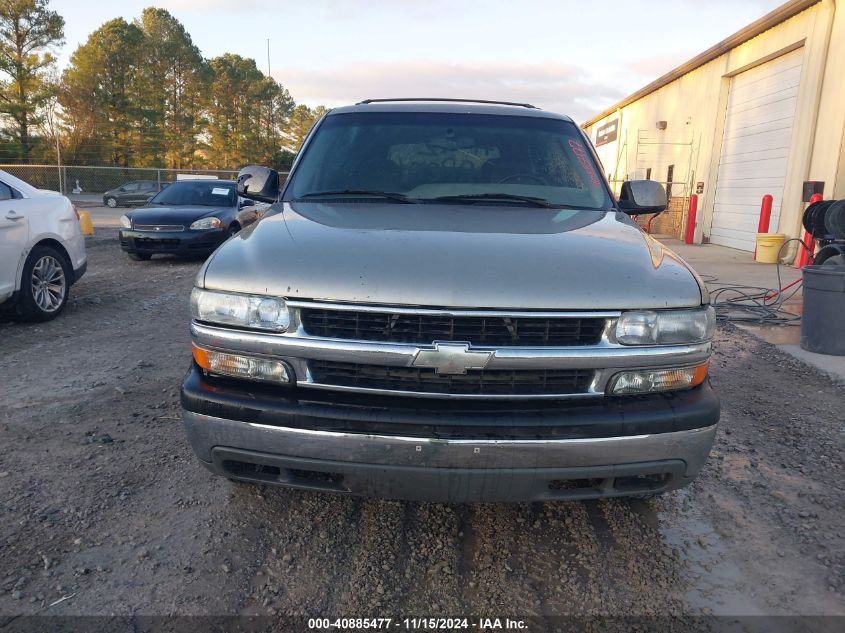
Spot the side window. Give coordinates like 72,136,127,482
123,182,139,192
0,182,14,201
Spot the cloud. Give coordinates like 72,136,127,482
275,60,627,122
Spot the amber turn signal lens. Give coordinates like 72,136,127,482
691,360,710,387
192,343,211,369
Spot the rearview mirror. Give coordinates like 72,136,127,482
617,180,667,214
237,165,279,203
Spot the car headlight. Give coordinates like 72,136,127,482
119,215,131,229
615,306,715,345
190,217,223,230
610,361,710,395
191,288,290,332
192,343,292,384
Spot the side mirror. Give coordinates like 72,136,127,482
239,198,255,208
617,180,667,214
237,165,279,203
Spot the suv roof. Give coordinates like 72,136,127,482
331,99,574,122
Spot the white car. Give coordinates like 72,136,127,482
0,170,87,321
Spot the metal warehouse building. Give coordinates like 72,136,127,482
582,0,845,259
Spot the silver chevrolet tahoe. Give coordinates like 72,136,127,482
181,98,719,503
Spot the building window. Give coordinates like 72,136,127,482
666,164,674,197
646,168,652,180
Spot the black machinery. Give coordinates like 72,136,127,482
800,198,845,355
802,198,845,265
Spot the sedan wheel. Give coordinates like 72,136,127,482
106,197,118,208
31,255,66,312
14,246,71,321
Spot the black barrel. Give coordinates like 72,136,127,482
801,265,845,355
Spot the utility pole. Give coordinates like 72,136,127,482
267,38,278,161
55,133,62,194
48,100,63,194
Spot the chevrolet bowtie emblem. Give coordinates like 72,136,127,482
411,342,493,375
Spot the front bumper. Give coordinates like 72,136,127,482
119,228,227,256
181,366,719,502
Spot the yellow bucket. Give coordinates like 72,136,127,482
755,233,785,263
77,210,94,236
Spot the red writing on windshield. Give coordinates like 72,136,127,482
567,139,601,188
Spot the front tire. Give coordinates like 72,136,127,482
15,246,71,322
106,197,118,208
127,252,152,261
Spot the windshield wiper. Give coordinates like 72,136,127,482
294,189,420,204
423,193,558,208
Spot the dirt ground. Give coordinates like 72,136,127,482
0,229,843,629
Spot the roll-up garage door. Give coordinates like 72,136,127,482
710,48,803,251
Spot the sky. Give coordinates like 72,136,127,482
50,0,786,122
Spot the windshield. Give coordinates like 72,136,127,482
149,181,236,207
286,111,612,209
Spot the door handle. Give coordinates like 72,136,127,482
5,211,23,220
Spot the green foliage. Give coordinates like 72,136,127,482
204,53,296,169
134,8,206,169
60,18,144,166
1,3,322,169
0,0,64,162
288,104,328,151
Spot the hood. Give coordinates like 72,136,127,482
201,202,705,310
127,205,231,226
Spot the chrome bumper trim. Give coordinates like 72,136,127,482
299,381,604,400
182,409,716,474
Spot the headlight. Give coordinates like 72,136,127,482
192,343,292,384
119,215,131,229
610,361,709,395
191,288,290,332
190,217,223,230
615,306,715,345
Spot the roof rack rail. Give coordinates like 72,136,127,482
356,97,538,109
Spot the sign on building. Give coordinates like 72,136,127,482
595,118,619,147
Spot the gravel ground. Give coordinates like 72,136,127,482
0,229,843,627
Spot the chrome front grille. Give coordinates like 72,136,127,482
191,317,713,401
134,224,185,232
308,360,594,397
299,307,606,347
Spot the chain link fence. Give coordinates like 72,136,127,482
0,164,245,195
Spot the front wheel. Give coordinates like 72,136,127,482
15,246,71,322
106,197,118,208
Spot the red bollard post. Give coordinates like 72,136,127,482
796,193,823,268
754,194,774,259
684,194,698,244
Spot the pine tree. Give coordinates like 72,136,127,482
0,0,64,162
